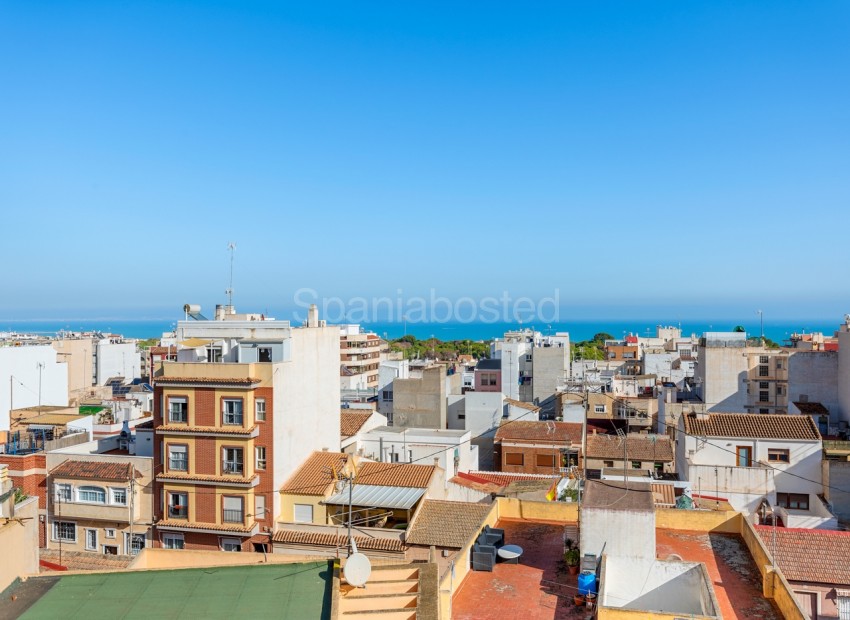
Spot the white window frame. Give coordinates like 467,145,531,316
594,405,606,413
54,521,76,542
77,486,107,504
163,533,185,550
255,398,266,422
85,528,98,551
105,528,116,539
168,397,188,423
254,495,266,520
222,447,244,475
222,399,243,425
55,483,72,502
255,446,266,471
168,444,189,471
111,487,127,506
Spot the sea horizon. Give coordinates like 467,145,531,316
0,317,841,345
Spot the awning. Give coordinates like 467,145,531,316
178,338,213,348
323,485,426,510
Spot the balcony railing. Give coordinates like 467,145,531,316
168,505,188,519
223,509,244,524
223,461,244,475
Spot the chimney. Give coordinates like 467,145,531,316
215,304,225,321
308,304,319,328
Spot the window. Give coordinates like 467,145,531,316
223,399,243,425
759,365,769,377
168,397,188,423
505,453,524,466
85,529,98,551
78,486,106,504
105,528,116,539
206,346,222,363
594,405,606,414
525,354,533,362
736,446,753,467
220,537,242,552
631,461,641,469
760,408,769,414
759,381,769,389
258,347,272,363
760,391,770,402
54,521,76,542
760,355,769,364
111,488,127,505
293,504,314,523
168,445,188,471
255,398,266,422
536,454,555,468
768,449,790,463
168,492,188,519
254,495,266,520
223,496,243,523
777,385,785,396
382,390,393,402
223,448,244,475
603,460,614,468
481,373,497,386
654,462,664,473
836,589,850,620
125,533,145,555
55,483,72,502
776,492,809,510
255,446,267,471
163,534,184,550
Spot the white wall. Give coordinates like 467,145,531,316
461,392,505,436
788,351,840,419
581,506,655,561
0,346,69,431
838,328,850,424
96,341,140,384
698,343,750,412
273,325,341,521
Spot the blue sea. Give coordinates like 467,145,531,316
0,317,839,344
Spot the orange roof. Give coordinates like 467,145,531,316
154,377,260,385
155,472,256,485
272,529,403,553
684,413,821,440
586,434,674,461
495,421,582,444
51,460,142,481
280,451,349,496
755,526,850,585
356,462,435,488
340,411,372,438
463,471,559,487
156,519,255,534
157,424,256,436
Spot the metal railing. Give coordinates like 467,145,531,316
223,509,243,523
168,505,188,519
223,461,243,475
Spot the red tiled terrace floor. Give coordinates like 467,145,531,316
656,529,780,620
453,519,588,620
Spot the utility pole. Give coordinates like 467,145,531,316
226,242,236,308
37,362,45,411
129,467,135,556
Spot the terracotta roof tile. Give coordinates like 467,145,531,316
406,500,491,548
340,412,372,438
793,402,829,415
156,472,256,485
156,424,257,436
356,462,435,488
494,421,582,444
463,471,559,487
586,434,674,461
684,413,821,441
280,451,349,496
156,519,255,534
51,460,142,481
154,377,260,385
755,526,850,585
272,529,404,553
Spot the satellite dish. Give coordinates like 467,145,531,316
344,552,372,588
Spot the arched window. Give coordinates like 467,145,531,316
77,486,106,503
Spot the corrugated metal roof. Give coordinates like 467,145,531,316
323,484,426,510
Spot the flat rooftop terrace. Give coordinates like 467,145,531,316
1,561,332,620
656,529,780,620
452,519,580,620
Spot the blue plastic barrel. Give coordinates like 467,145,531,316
577,571,597,596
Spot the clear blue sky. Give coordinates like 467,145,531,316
1,1,848,321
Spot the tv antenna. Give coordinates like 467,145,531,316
226,242,236,307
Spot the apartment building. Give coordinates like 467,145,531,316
339,324,386,390
152,304,340,552
490,329,569,403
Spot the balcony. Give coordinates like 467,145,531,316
223,509,244,524
51,500,135,523
168,505,188,519
223,461,244,476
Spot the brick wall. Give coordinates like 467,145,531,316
0,453,48,547
495,444,565,475
194,437,217,475
194,388,215,426
254,387,273,530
